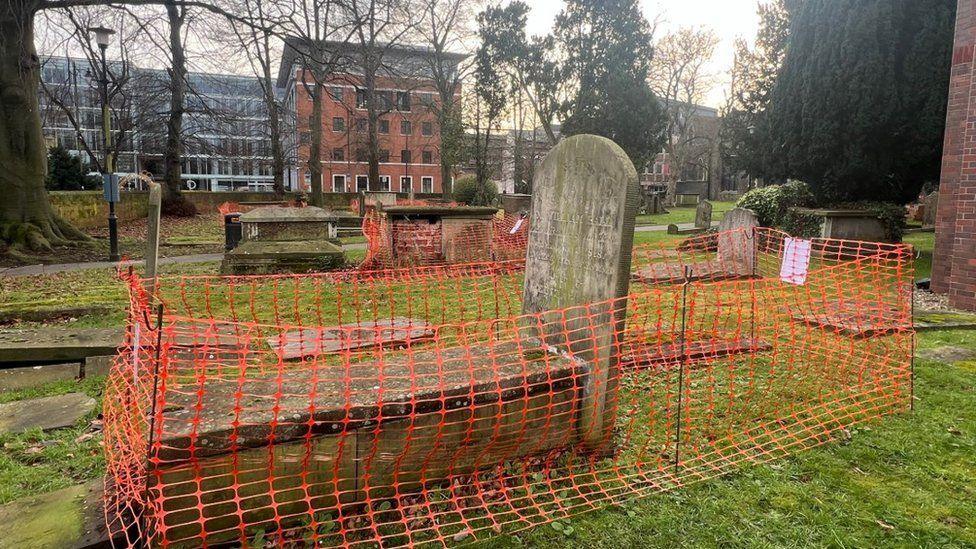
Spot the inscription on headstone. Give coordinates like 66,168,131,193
717,207,760,276
695,200,713,229
522,134,639,451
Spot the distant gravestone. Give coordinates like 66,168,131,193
717,207,760,276
695,200,713,229
922,191,939,228
522,134,639,451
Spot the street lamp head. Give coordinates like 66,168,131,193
87,26,115,48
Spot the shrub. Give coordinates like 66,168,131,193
453,175,498,206
46,145,100,191
737,181,821,237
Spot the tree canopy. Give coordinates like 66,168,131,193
554,0,665,169
762,0,955,203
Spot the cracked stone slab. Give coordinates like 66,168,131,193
0,328,121,364
267,317,434,360
0,393,96,435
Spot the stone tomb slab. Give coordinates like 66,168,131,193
0,327,121,365
790,299,910,337
0,392,96,435
267,318,434,360
633,260,756,285
240,206,340,242
621,338,773,371
150,342,584,546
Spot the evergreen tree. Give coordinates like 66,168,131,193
554,0,665,168
45,146,99,191
764,0,954,203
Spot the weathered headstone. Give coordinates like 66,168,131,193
522,134,639,451
922,191,939,228
717,207,760,276
695,200,713,229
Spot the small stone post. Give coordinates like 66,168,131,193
145,182,162,297
522,134,639,452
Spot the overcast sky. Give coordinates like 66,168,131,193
526,0,761,107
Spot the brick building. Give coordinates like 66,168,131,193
278,41,465,195
933,0,976,311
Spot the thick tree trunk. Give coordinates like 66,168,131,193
0,1,88,252
262,58,285,198
365,68,380,191
308,79,324,207
161,1,195,216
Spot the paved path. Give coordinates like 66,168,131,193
1,242,370,277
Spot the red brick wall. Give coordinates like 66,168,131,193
933,0,976,310
292,69,447,194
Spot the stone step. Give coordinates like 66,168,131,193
0,480,117,549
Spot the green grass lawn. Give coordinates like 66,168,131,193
635,201,736,227
905,232,935,280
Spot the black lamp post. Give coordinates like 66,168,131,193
89,25,119,261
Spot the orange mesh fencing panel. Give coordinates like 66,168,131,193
104,228,914,548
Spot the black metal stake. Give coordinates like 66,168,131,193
138,304,164,547
674,266,692,475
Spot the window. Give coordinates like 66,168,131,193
328,86,343,102
357,118,367,132
332,174,346,193
422,150,433,164
421,176,433,193
332,147,345,161
401,149,412,164
299,131,311,145
396,91,411,112
378,90,394,110
356,175,369,191
355,148,368,162
379,119,390,134
356,89,368,109
422,121,433,136
399,176,412,193
332,117,345,132
400,120,412,135
378,175,391,191
379,149,390,162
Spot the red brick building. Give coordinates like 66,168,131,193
933,0,976,311
278,41,465,195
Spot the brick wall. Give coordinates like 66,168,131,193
933,0,976,310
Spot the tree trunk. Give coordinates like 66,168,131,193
0,1,89,252
308,79,324,207
162,1,195,216
365,68,380,192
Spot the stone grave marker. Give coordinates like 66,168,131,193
922,191,939,228
0,393,96,435
522,134,639,451
717,207,760,276
695,200,713,229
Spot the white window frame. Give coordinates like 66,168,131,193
378,175,391,192
332,174,347,193
356,174,369,191
421,176,433,193
399,176,412,193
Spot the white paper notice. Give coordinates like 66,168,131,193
780,237,812,285
509,218,525,234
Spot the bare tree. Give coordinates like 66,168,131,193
416,0,474,197
649,26,719,204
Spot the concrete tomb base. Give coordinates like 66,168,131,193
220,240,345,275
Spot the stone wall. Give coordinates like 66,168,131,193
50,191,445,229
933,0,976,310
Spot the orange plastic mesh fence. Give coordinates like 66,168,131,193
105,228,914,547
